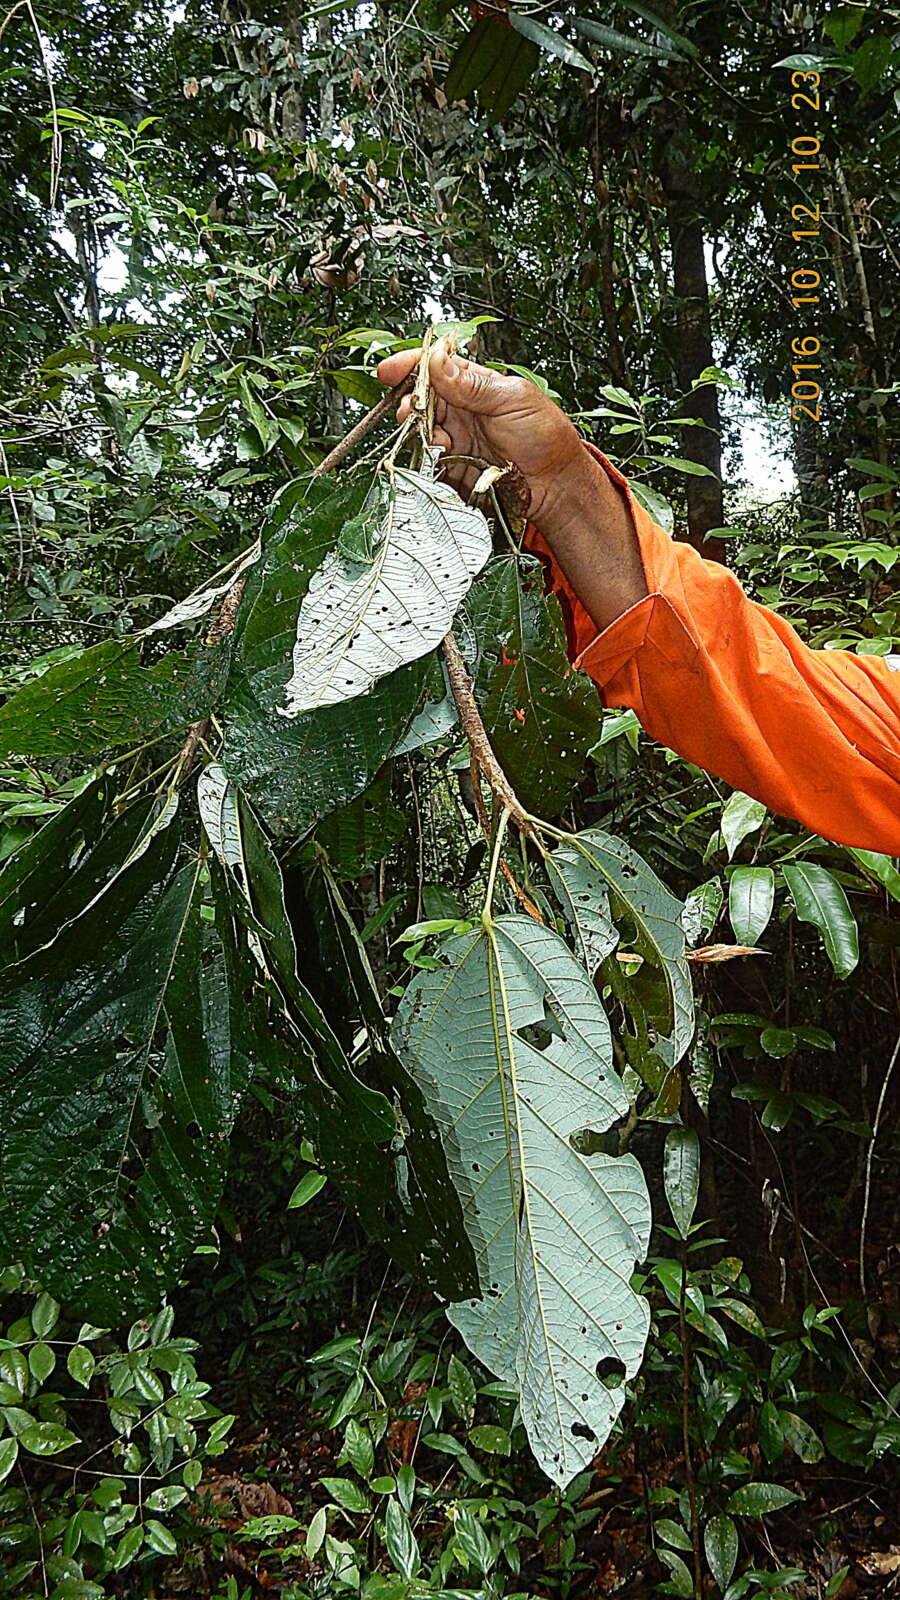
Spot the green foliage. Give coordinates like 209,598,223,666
0,1266,230,1599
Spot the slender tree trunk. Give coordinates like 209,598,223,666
586,96,628,389
660,153,725,560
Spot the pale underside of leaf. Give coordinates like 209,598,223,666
281,468,491,715
392,914,651,1486
143,543,260,635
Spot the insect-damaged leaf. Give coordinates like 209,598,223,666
462,555,599,814
392,914,651,1486
222,473,425,833
0,794,255,1319
281,463,491,715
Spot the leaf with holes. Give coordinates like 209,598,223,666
392,914,651,1486
281,461,490,715
222,473,426,833
0,638,230,762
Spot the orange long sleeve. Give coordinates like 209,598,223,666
523,446,900,854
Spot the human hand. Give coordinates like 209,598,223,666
375,344,591,527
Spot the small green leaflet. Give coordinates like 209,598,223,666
663,1127,700,1239
728,866,775,945
393,914,651,1486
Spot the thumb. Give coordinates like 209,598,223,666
428,347,515,416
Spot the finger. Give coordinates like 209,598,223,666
427,345,527,417
377,347,422,387
432,424,453,452
396,395,413,424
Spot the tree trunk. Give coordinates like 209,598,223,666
660,154,726,561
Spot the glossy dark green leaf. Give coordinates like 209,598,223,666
782,861,859,978
464,556,598,814
574,14,683,59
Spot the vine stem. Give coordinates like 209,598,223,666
678,1241,703,1600
859,1029,900,1297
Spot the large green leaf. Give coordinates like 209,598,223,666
222,472,426,833
545,829,694,1074
0,637,230,761
0,797,253,1318
200,765,476,1297
444,17,539,120
463,556,599,814
781,861,859,978
392,914,651,1486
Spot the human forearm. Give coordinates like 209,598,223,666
531,447,648,634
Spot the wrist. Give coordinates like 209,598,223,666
530,444,619,546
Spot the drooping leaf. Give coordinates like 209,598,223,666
199,764,395,1145
845,846,900,903
392,914,651,1486
720,791,766,860
781,861,859,978
663,1127,700,1239
0,637,230,761
143,543,260,636
281,463,490,715
728,866,775,945
444,16,507,101
444,16,539,120
573,14,684,59
301,856,478,1299
464,555,599,813
547,829,694,1071
0,797,253,1318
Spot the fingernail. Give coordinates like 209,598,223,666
443,357,459,379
